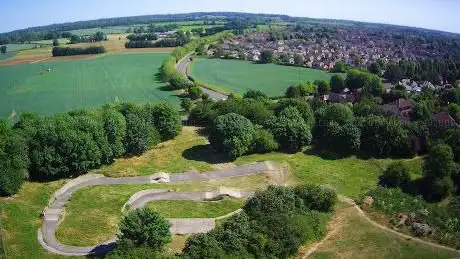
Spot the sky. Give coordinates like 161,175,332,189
1,0,459,34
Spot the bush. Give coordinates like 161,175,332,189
181,185,332,259
181,233,225,259
250,128,279,154
188,86,203,100
0,124,29,196
243,90,268,100
268,114,312,152
147,103,182,140
330,74,346,93
356,115,411,157
106,243,172,259
52,46,106,56
209,113,255,159
124,113,158,156
294,185,337,212
379,162,411,188
425,177,454,201
424,144,456,179
118,208,171,250
276,99,315,128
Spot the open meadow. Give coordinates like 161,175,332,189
190,58,338,96
0,52,181,117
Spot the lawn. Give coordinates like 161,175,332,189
0,181,72,259
146,199,244,218
0,52,181,117
307,202,457,259
97,127,217,177
235,151,423,198
189,58,339,97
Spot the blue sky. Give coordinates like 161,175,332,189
1,0,459,34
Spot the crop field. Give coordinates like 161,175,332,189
0,53,180,117
190,58,338,97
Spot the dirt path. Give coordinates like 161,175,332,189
301,195,460,258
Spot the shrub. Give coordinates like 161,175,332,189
0,125,29,196
330,74,346,93
124,113,158,156
268,115,312,152
118,208,171,250
379,162,411,188
102,107,127,158
356,115,411,157
243,90,268,100
276,99,315,128
106,243,172,259
250,128,279,154
209,113,255,159
425,177,454,201
188,85,203,100
181,233,225,259
423,144,456,179
147,103,182,140
244,186,298,220
181,98,193,112
294,184,337,212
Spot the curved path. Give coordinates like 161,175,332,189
176,54,228,101
302,195,460,258
38,162,275,256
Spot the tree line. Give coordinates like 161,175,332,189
125,31,192,49
105,184,336,258
52,46,107,56
0,103,182,196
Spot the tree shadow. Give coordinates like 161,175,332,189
182,144,233,164
304,146,351,160
153,71,164,83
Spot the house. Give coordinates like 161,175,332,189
382,98,413,121
323,93,355,103
432,112,458,128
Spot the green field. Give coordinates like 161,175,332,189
0,53,181,117
190,58,337,96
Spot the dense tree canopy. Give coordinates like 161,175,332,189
118,208,171,250
210,113,256,159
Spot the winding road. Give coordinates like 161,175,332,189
38,162,276,256
176,54,228,101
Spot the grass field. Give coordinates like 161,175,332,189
146,199,245,218
98,127,217,177
0,52,181,117
190,58,338,96
235,151,423,198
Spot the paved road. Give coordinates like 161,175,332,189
39,162,273,256
176,54,228,101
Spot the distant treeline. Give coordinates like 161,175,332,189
52,46,107,56
126,33,158,41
